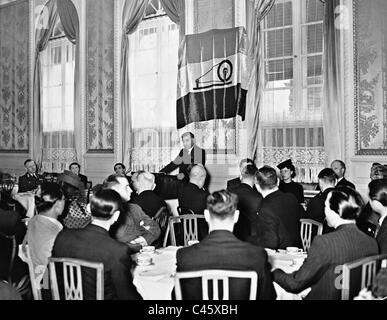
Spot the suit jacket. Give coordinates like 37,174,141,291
336,177,356,190
110,203,161,251
273,224,379,300
176,230,276,300
279,181,304,203
131,190,167,218
253,190,305,250
227,177,241,190
306,187,335,234
52,223,141,300
18,173,42,193
160,144,206,179
376,217,387,254
227,183,263,241
177,182,209,240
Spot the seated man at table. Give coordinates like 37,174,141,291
52,189,141,300
227,163,262,241
104,174,160,252
306,168,336,233
25,182,65,285
177,164,209,240
253,166,304,250
176,190,276,300
130,171,167,219
18,159,43,193
226,158,255,190
272,187,378,300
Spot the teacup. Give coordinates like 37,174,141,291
137,254,152,266
286,247,303,254
141,246,155,254
187,240,199,246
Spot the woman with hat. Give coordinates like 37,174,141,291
58,170,91,229
277,159,304,204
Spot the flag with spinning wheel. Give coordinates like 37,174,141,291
176,27,249,129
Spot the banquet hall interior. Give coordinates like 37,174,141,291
0,0,387,301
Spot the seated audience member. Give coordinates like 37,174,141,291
306,168,336,233
227,164,262,241
176,190,276,300
58,171,91,229
355,267,387,300
273,187,378,300
368,178,387,254
104,174,160,252
358,164,387,237
25,182,65,283
0,206,28,286
130,171,167,218
277,159,304,204
69,162,88,189
52,189,141,300
128,170,143,201
177,164,209,215
177,164,209,240
253,166,304,249
226,158,255,190
114,163,126,176
18,159,43,193
331,160,356,190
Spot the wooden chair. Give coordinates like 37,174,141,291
164,214,205,247
19,243,45,300
341,254,387,300
174,269,258,300
48,257,104,300
300,218,323,252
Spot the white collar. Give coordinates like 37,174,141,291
337,177,344,183
188,146,194,153
380,214,387,227
39,215,63,230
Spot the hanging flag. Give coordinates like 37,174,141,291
176,27,249,129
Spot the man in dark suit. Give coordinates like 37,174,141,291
130,171,167,218
160,132,206,181
227,164,262,241
69,162,88,189
52,189,141,300
367,178,387,254
253,166,305,250
273,188,378,300
176,190,276,300
306,168,336,233
331,160,356,190
18,159,43,193
226,158,255,190
177,165,209,240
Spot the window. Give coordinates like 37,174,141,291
259,0,325,183
41,20,76,172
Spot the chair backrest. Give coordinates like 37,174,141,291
0,180,15,203
152,206,170,248
48,257,104,300
167,214,205,246
19,243,43,300
300,218,323,252
174,269,258,300
341,254,387,300
177,206,195,215
0,231,17,284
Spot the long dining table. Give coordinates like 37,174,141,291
131,246,310,300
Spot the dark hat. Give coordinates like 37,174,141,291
277,159,293,170
58,170,84,191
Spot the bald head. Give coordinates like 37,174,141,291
137,171,156,193
189,164,207,188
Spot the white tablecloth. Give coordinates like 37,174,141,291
131,246,310,300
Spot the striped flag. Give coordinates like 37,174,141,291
176,27,249,129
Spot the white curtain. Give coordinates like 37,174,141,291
40,28,77,173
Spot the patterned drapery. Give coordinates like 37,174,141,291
0,0,29,152
86,0,115,151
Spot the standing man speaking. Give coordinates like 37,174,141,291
159,132,206,181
